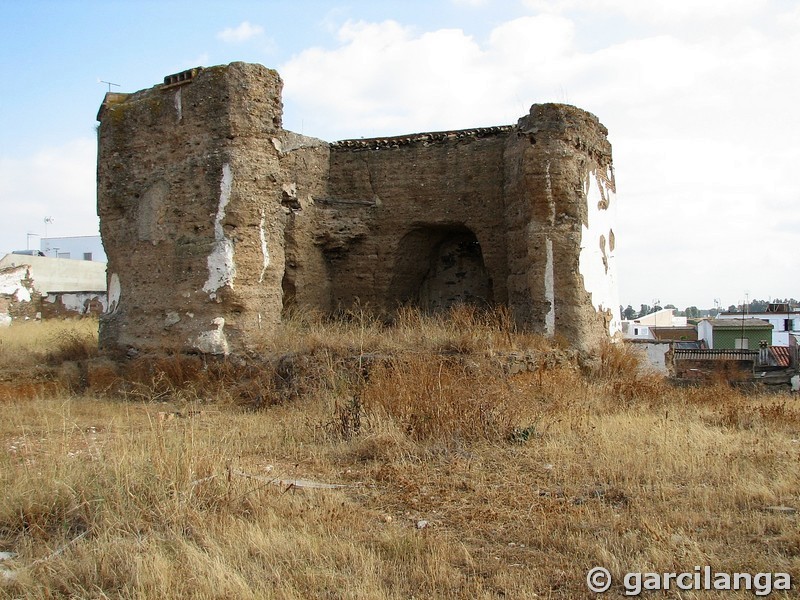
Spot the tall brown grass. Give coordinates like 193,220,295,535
0,319,98,371
1,312,798,598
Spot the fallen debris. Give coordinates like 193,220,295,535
230,468,346,490
0,551,17,583
763,506,796,515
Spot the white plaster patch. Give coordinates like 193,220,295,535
0,265,32,303
579,170,621,337
214,164,233,239
282,182,297,199
544,238,555,336
541,160,557,335
259,209,270,283
45,292,107,314
192,317,229,355
203,239,236,300
203,164,236,299
0,314,10,327
544,160,556,224
107,273,121,313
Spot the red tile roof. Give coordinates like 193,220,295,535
769,346,791,368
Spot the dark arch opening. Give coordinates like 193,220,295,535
389,225,493,312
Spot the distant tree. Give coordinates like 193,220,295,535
638,304,651,318
664,303,677,310
623,305,636,320
727,305,738,313
652,304,663,313
685,306,700,318
744,298,800,311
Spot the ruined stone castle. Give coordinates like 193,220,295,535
96,62,620,356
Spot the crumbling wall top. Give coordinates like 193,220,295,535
332,125,514,151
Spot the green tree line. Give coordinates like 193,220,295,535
620,298,799,320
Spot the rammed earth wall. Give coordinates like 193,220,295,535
96,62,620,357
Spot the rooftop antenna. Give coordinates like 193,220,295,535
99,80,120,93
43,216,54,252
740,292,749,350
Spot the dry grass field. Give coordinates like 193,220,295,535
1,309,799,598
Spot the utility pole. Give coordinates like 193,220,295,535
739,292,749,350
43,217,54,255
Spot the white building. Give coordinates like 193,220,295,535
718,303,800,346
621,308,688,340
40,235,106,262
0,253,107,323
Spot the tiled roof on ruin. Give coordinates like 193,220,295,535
332,125,514,150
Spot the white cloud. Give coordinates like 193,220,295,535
279,9,800,307
522,0,768,24
0,138,98,252
217,21,264,43
451,0,490,6
488,15,575,64
282,20,498,136
282,16,582,137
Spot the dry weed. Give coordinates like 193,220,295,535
360,353,533,443
1,316,798,598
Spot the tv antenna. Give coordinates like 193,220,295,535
99,79,120,92
44,216,54,240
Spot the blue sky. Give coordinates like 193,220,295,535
1,0,798,309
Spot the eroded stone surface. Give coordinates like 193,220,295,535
96,62,620,356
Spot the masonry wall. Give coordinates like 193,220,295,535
98,63,288,355
504,104,620,345
320,131,510,312
97,62,620,357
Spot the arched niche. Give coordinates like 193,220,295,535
389,225,493,312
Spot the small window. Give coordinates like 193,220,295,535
735,338,749,349
634,328,639,335
785,319,794,332
84,252,93,261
